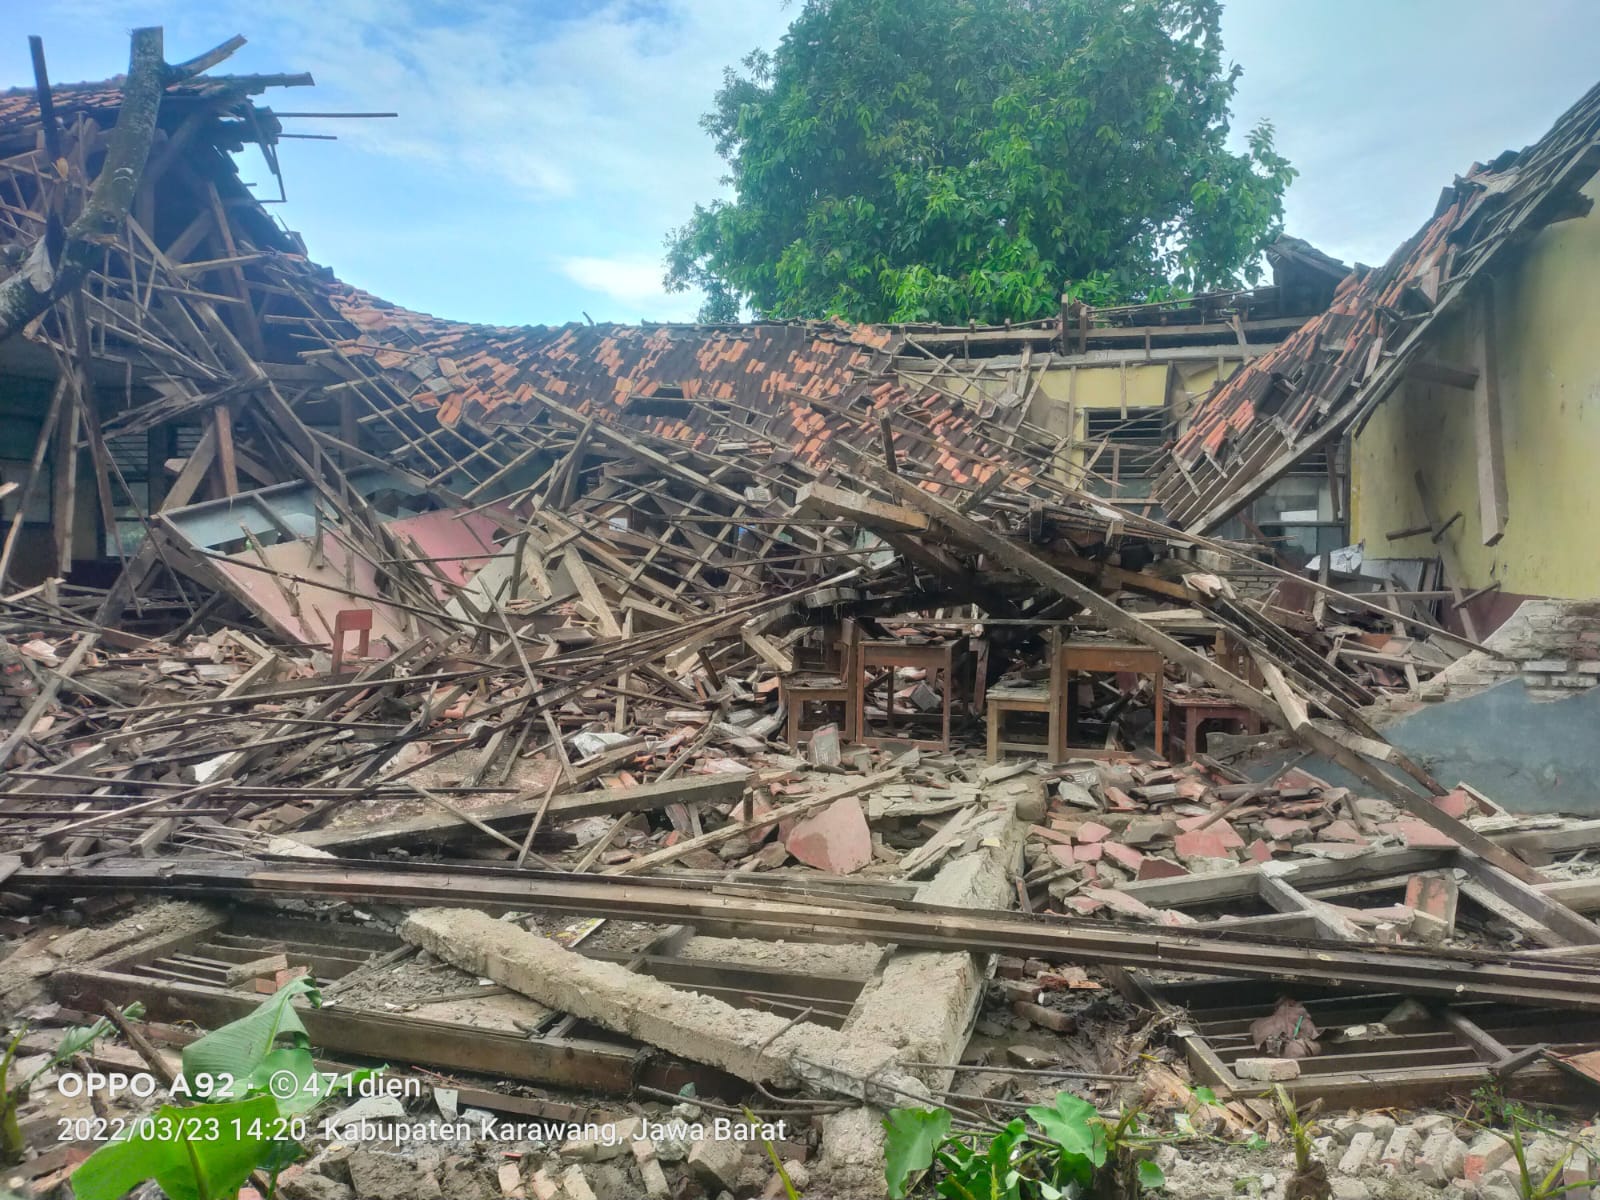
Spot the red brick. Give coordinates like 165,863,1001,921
785,796,872,873
1431,789,1477,819
1074,842,1104,863
1001,980,1042,1004
1064,895,1106,915
1048,844,1078,869
1246,838,1274,863
1319,819,1368,844
1102,786,1137,811
1012,1001,1077,1033
1263,817,1310,840
1136,856,1189,880
1076,821,1113,843
1101,841,1144,872
1085,886,1157,919
1174,828,1237,861
1379,819,1458,849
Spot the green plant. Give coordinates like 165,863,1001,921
72,979,373,1200
1462,1110,1596,1200
1273,1085,1328,1200
0,1005,144,1165
1471,1077,1550,1132
882,1090,1165,1199
664,0,1295,324
746,1106,802,1200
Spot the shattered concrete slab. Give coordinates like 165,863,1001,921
401,907,931,1108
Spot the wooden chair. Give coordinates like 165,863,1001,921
782,622,859,749
986,629,1063,762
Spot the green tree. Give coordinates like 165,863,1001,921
665,0,1295,325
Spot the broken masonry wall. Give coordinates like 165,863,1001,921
1350,179,1600,605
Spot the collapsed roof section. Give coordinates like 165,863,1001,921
1152,81,1600,534
312,286,1066,498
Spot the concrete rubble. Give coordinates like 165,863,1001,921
3,29,1600,1200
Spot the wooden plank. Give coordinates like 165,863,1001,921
1460,857,1600,947
0,633,100,768
295,773,750,852
1471,284,1509,546
605,770,898,876
742,627,795,674
1257,870,1361,941
794,482,929,534
563,548,625,639
211,405,240,497
26,857,1600,1011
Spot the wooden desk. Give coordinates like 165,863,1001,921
854,640,958,750
1165,693,1259,762
1057,641,1165,760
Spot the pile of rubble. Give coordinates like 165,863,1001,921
7,29,1600,1200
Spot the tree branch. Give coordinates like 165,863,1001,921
0,27,166,345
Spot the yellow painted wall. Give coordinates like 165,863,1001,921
1351,178,1600,597
902,357,1230,480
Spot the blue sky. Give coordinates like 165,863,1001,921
6,0,1599,326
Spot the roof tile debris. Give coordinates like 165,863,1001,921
1153,81,1600,532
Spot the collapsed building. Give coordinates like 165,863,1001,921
3,27,1600,1200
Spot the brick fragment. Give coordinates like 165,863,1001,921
1378,1126,1415,1173
1100,841,1144,872
1235,1057,1299,1081
1464,1132,1513,1181
1084,886,1157,919
1378,818,1458,849
1174,828,1236,862
1338,1132,1376,1175
1263,817,1310,841
1320,819,1368,844
1135,855,1188,880
1012,1001,1077,1032
1431,789,1477,819
1416,1132,1466,1185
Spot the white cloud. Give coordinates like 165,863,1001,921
559,253,697,319
257,0,790,214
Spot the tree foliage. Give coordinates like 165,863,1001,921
664,0,1295,324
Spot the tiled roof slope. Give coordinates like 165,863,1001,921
325,283,897,433
1153,80,1600,533
0,74,304,142
318,283,1051,494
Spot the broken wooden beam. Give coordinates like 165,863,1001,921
21,858,1600,1011
293,773,751,854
